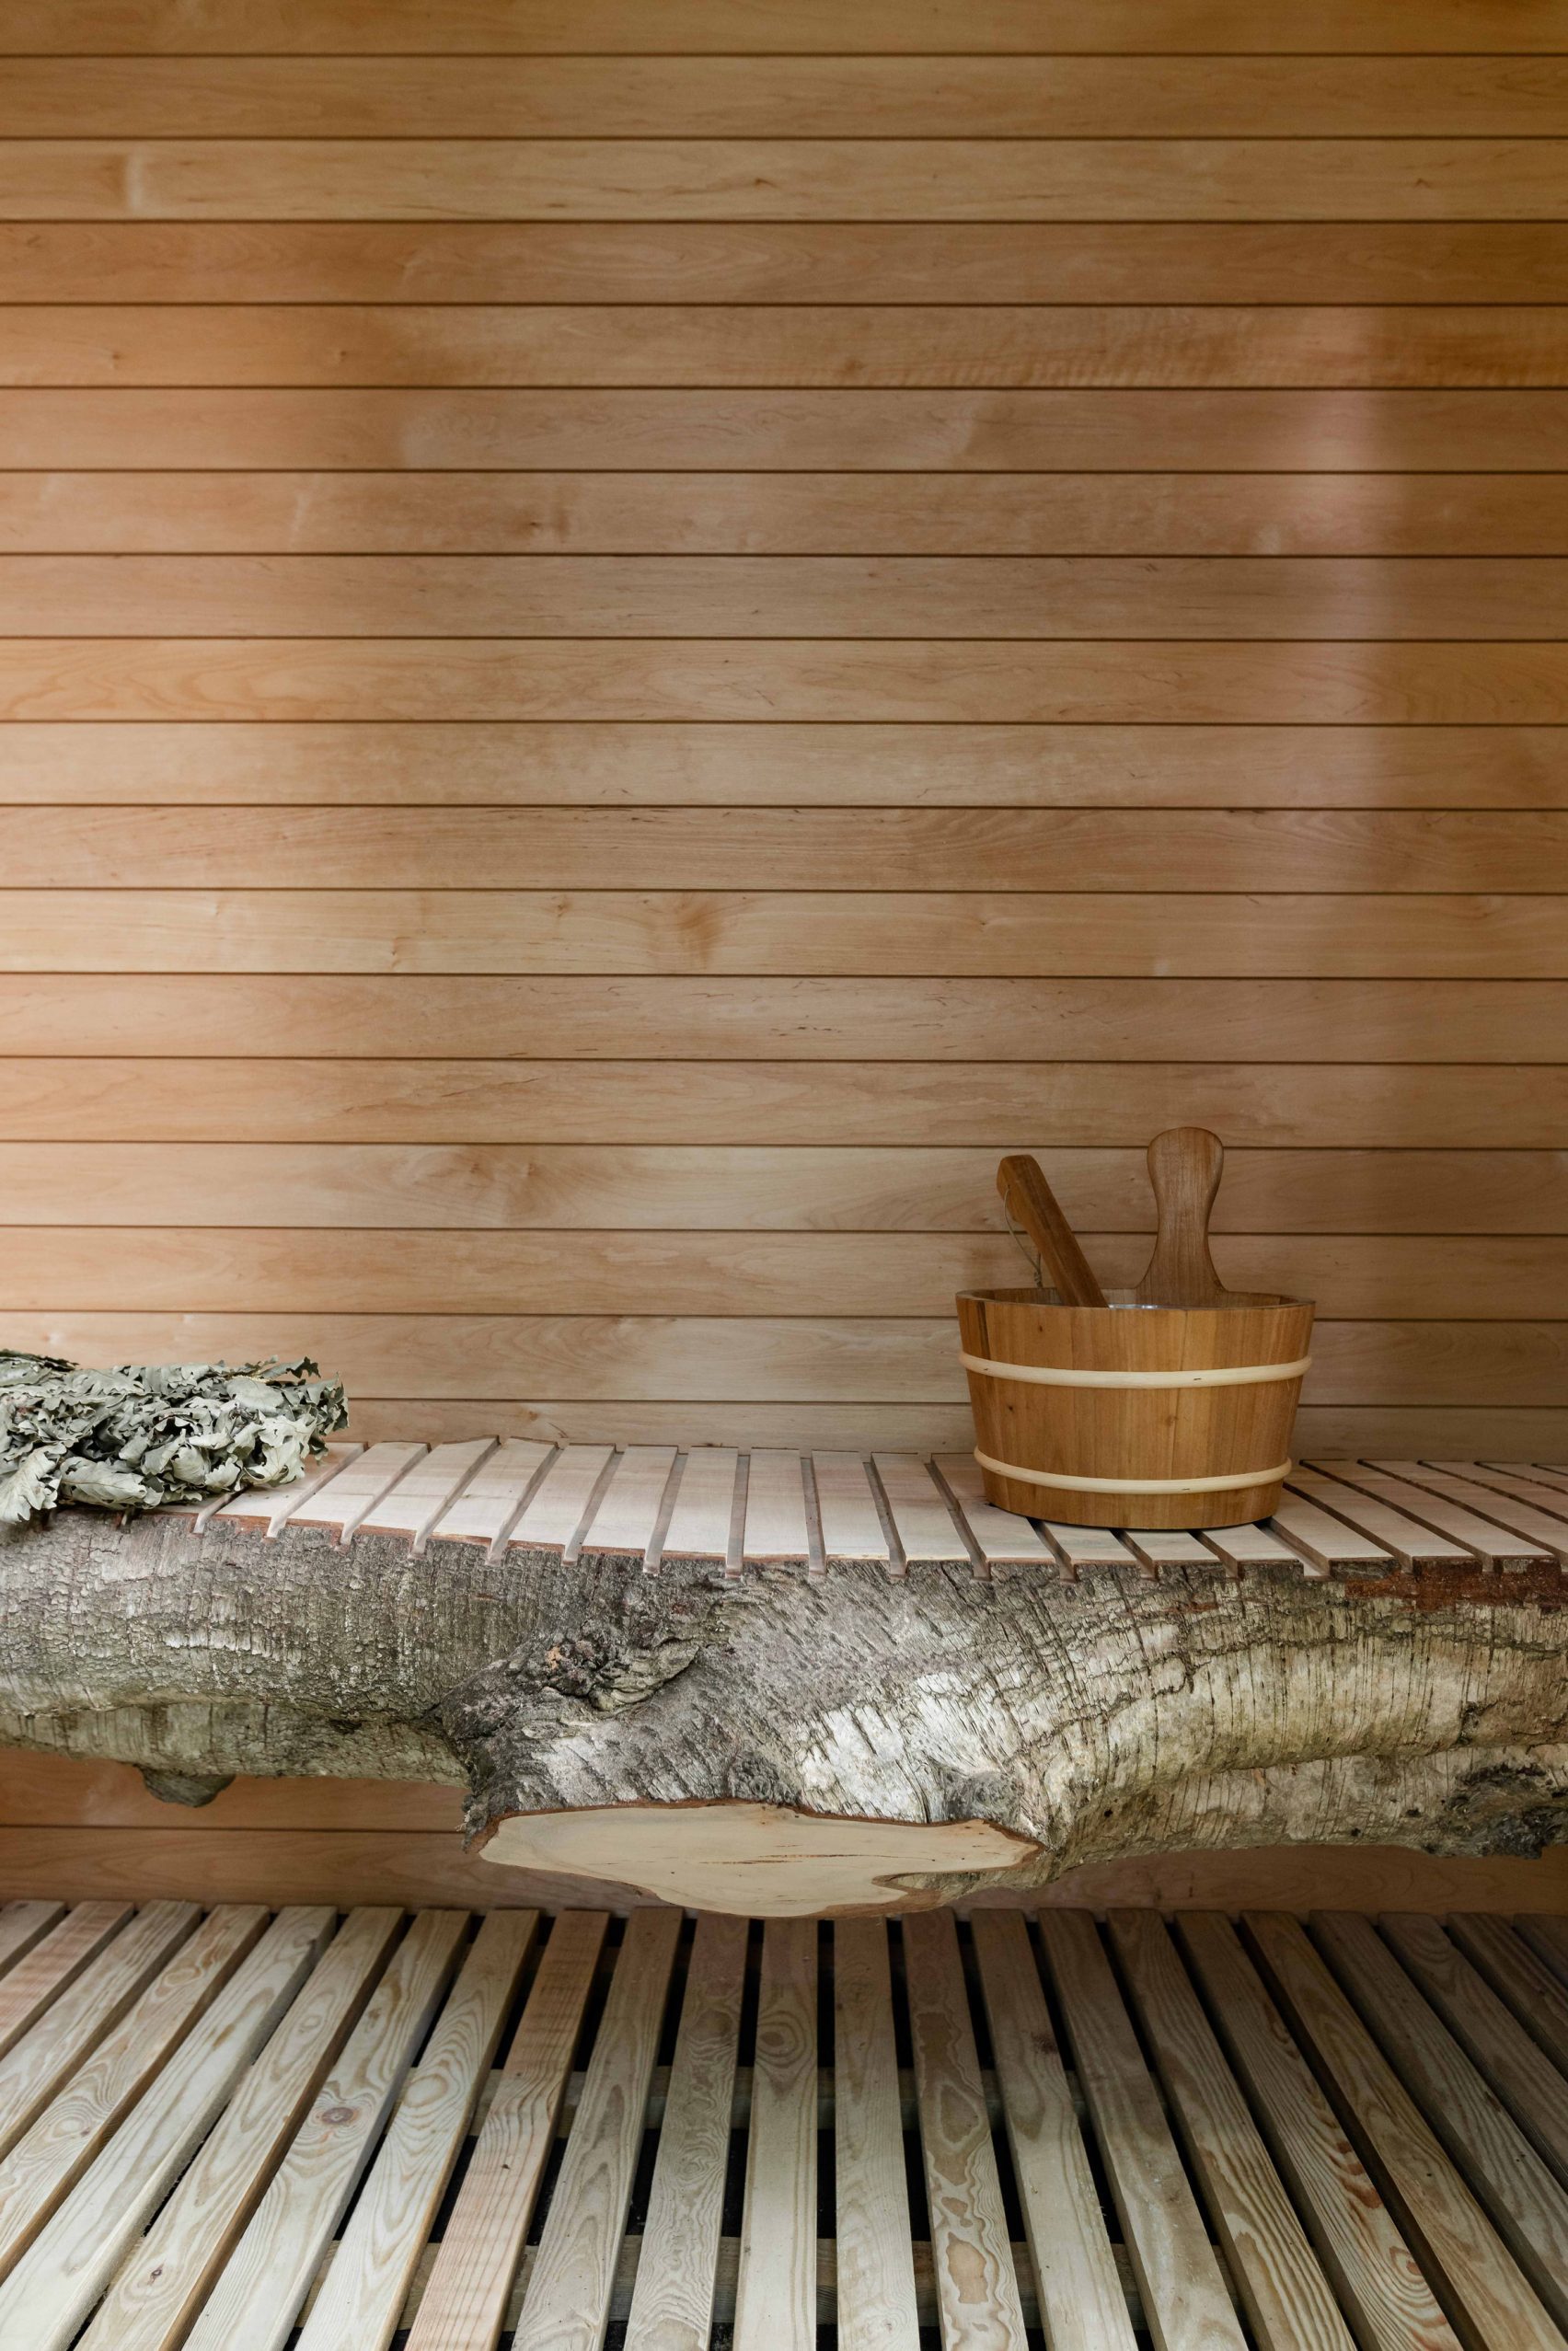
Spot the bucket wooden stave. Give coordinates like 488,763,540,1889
957,1285,1314,1529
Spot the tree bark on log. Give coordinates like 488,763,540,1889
1,1510,1565,1914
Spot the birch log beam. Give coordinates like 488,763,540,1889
0,1508,1565,1915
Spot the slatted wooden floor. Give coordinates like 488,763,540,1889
0,1900,1564,2349
157,1442,1568,1583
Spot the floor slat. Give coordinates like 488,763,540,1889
296,1911,535,2351
1310,1908,1568,2335
182,1909,467,2351
1108,1909,1355,2351
405,1908,608,2351
833,1918,920,2351
1245,1909,1564,2351
624,1911,747,2351
905,1910,1030,2351
1176,1911,1460,2351
8,1899,1568,2349
1039,1909,1248,2351
513,1907,683,2351
0,1902,132,2061
83,1907,402,2351
971,1911,1134,2351
733,1917,818,2351
0,1907,333,2351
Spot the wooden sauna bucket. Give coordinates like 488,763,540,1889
956,1285,1314,1529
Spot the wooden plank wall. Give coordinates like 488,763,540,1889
0,0,1565,1457
4,1755,1567,1916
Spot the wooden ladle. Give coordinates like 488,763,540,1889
997,1154,1109,1308
1135,1125,1229,1308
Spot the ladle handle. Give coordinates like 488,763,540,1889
1136,1126,1228,1307
997,1155,1109,1308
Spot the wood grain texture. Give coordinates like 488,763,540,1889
9,57,1568,138
2,3,1561,1463
3,722,1560,806
732,1916,817,2351
3,3,1567,52
14,473,1568,556
9,308,1568,392
6,388,1567,470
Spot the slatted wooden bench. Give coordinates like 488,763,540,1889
158,1440,1568,1582
0,1896,1563,2349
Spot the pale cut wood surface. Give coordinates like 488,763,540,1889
1108,1910,1354,2351
1310,1460,1555,1569
1244,1910,1564,2351
430,1438,553,1551
1039,1910,1246,2351
1285,1468,1471,1570
1175,1912,1459,2351
811,1455,890,1566
623,1912,747,2351
1375,1460,1568,1562
832,1919,919,2351
356,1437,496,1550
578,1446,678,1564
512,1907,683,2351
904,1910,1029,2351
871,1455,967,1567
404,1908,608,2351
741,1450,810,1566
295,1912,535,2351
732,1917,817,2351
181,1908,467,2351
660,1446,740,1566
971,1912,1134,2351
82,1907,403,2351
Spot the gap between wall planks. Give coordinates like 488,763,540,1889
1,0,1566,1458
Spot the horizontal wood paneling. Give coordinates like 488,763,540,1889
8,477,1568,558
9,555,1568,639
8,225,1568,305
339,1401,1568,1457
5,388,1563,468
6,640,1568,723
4,1061,1560,1147
9,810,1563,893
2,2,1564,54
6,893,1559,977
0,1312,1553,1404
6,1230,1562,1317
3,1812,1563,1917
11,306,1568,391
4,1145,1562,1234
6,139,1566,223
6,725,1563,807
0,976,1557,1061
7,57,1568,138
1,5,1560,1459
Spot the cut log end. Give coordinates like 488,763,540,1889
478,1801,1040,1917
